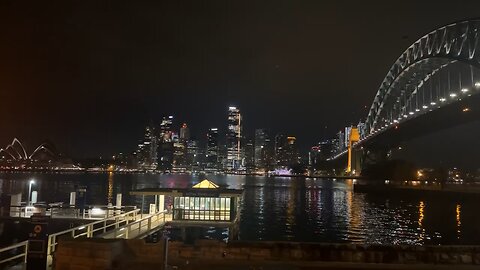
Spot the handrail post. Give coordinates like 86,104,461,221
104,220,107,233
87,225,92,238
148,216,152,231
24,241,29,263
115,217,119,228
51,235,56,254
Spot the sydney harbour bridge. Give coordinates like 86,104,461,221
330,18,480,174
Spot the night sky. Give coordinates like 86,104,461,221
1,1,480,167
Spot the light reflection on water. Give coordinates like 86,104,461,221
0,173,480,245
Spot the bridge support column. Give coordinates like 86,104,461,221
346,127,361,176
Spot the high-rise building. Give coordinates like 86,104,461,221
136,126,158,171
254,129,273,170
275,134,299,167
357,121,366,139
336,130,345,154
160,116,173,142
243,137,255,171
344,126,352,149
309,139,335,167
172,132,187,172
179,123,190,142
158,115,174,171
226,106,242,170
286,136,299,165
186,139,205,171
275,133,288,167
206,128,219,170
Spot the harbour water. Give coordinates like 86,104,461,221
1,172,480,246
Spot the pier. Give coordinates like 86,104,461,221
0,207,170,270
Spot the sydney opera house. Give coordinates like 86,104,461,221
0,138,79,171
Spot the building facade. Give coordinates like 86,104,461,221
206,128,219,171
226,106,242,171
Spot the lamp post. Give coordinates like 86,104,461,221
28,180,35,205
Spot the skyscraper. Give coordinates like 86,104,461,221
136,125,157,171
254,129,273,170
226,106,242,170
206,128,219,170
172,132,187,172
344,126,352,149
160,116,173,142
243,137,255,171
275,133,299,167
286,136,299,165
336,130,345,154
158,115,174,171
179,123,190,142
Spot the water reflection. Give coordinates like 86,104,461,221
107,172,114,204
1,173,480,245
456,204,461,239
418,201,425,242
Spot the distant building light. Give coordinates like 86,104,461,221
475,82,480,87
463,107,470,112
439,98,447,102
409,111,414,115
415,108,420,112
430,102,436,105
422,105,428,109
461,88,469,93
450,93,457,98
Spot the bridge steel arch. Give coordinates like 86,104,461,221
364,19,480,137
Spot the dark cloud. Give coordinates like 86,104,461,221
0,0,479,166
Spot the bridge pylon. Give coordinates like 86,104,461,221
346,127,362,176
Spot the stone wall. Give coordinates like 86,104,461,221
168,240,480,265
54,238,165,270
53,238,480,269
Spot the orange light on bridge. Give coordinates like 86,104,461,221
462,107,470,112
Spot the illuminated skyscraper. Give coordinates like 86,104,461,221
206,128,219,170
344,126,352,149
158,115,174,171
160,116,173,142
136,125,158,171
226,106,242,170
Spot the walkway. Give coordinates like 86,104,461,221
1,209,170,270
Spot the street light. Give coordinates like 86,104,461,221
28,180,35,205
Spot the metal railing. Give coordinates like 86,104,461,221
4,204,135,219
104,211,167,239
46,208,140,258
0,240,28,266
